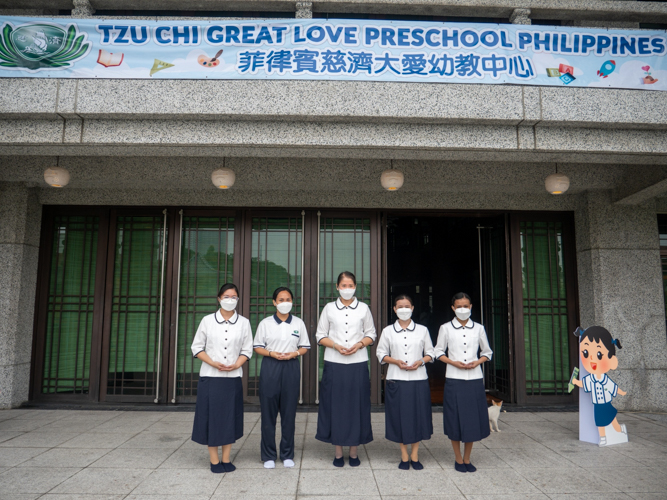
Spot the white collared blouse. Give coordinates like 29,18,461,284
254,313,311,353
376,320,435,381
582,373,618,405
191,310,253,378
316,298,377,365
434,318,493,380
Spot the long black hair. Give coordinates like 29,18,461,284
393,294,413,307
218,283,239,298
272,286,293,301
337,271,356,286
580,326,622,358
451,292,472,306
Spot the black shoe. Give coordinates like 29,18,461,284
464,462,476,472
454,461,467,473
398,460,409,470
222,462,236,472
333,456,344,467
410,460,424,470
348,456,361,467
210,462,225,473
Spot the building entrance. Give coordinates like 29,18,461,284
31,207,578,406
386,215,511,404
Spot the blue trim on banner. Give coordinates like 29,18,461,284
0,16,665,90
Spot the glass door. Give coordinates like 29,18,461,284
479,216,513,402
315,213,380,404
101,209,170,402
167,211,237,404
510,214,579,405
241,212,305,403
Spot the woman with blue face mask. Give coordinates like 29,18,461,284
434,292,492,474
191,283,253,473
315,271,377,467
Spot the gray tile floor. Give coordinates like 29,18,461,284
0,408,666,499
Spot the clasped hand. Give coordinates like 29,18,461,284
334,343,363,356
398,360,424,371
211,361,240,371
270,351,298,360
451,360,479,370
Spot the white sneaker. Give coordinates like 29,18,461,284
599,436,607,447
621,424,627,434
264,460,276,469
283,459,295,468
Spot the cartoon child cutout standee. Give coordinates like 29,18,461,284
571,326,628,447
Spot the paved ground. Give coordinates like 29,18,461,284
0,408,666,499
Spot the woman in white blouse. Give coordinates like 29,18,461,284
191,283,253,474
315,271,377,467
435,292,492,474
254,287,310,470
376,294,434,470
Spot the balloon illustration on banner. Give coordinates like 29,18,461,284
569,326,629,447
0,15,666,90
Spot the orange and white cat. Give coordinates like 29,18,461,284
488,400,502,432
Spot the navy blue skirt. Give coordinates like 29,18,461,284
316,361,373,446
192,376,244,447
384,379,433,444
443,378,490,443
594,402,617,427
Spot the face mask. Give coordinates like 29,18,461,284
339,288,356,300
396,308,413,321
455,307,471,321
220,298,237,311
276,302,293,315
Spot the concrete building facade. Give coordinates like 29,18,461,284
1,0,667,412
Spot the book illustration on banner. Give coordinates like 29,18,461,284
571,326,628,447
642,65,659,85
150,58,174,76
597,60,616,78
97,49,123,68
198,50,223,68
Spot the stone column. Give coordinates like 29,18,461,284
575,190,667,411
510,8,531,25
0,183,42,408
296,1,313,19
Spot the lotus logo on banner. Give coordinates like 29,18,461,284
0,21,91,71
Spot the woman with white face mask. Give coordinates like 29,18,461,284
376,294,435,470
434,292,493,474
191,283,253,473
253,287,310,469
315,271,377,467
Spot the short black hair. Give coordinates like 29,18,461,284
337,271,356,286
393,294,413,307
581,326,622,358
273,286,294,301
451,292,472,307
218,283,239,298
